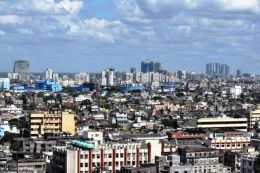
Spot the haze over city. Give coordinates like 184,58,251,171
1,0,260,73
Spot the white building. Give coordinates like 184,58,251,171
225,85,242,98
75,73,90,85
0,105,22,114
53,73,59,82
45,68,53,80
101,70,114,86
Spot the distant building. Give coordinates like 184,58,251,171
141,61,161,73
29,111,76,138
130,67,136,73
74,72,90,85
13,60,29,74
45,68,53,80
237,69,242,78
13,60,30,81
101,69,114,86
121,84,144,93
53,73,59,82
0,78,10,90
206,63,230,77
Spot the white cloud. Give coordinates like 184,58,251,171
0,30,5,36
0,15,21,24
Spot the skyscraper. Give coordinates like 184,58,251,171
101,69,114,86
206,63,230,77
13,60,29,74
45,68,53,80
141,61,161,73
74,72,90,85
141,61,150,73
236,69,242,78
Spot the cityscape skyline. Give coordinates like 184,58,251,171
0,0,260,73
0,59,249,75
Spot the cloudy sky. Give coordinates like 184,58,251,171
0,0,260,73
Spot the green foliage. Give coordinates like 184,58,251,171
37,92,45,98
81,99,91,106
8,117,28,129
254,154,260,173
1,132,19,143
10,141,22,151
161,119,179,129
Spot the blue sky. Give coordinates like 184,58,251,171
0,0,260,73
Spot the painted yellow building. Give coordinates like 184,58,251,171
30,111,76,137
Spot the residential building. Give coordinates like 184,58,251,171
29,111,76,138
74,73,90,85
178,146,231,173
52,140,150,173
205,131,251,152
249,104,260,129
45,68,53,80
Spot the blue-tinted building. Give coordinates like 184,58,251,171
0,127,4,140
68,86,90,93
13,80,62,93
161,83,175,92
0,78,10,90
35,80,62,92
121,84,144,93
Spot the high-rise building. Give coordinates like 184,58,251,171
236,69,242,78
13,60,29,74
141,61,161,73
206,63,230,77
0,78,10,90
101,69,114,86
53,73,59,82
74,72,90,85
130,67,136,73
13,60,30,81
141,61,150,73
45,68,53,80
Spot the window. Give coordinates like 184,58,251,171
80,163,83,167
97,154,100,159
85,163,88,167
120,153,123,158
109,154,112,158
116,154,119,158
80,155,84,159
109,162,112,166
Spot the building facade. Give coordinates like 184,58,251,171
29,111,76,138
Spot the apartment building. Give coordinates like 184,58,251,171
178,146,231,173
197,116,248,131
249,104,260,129
51,140,151,173
29,111,76,138
205,131,251,152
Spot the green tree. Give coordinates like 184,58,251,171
10,141,22,151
